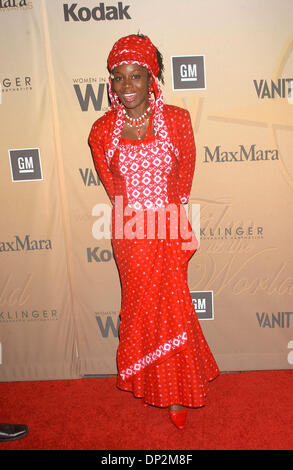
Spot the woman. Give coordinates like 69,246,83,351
89,34,219,430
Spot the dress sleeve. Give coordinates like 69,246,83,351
176,110,196,204
88,120,115,204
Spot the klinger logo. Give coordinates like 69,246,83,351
9,148,43,182
190,291,214,320
171,55,206,91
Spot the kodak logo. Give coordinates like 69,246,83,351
63,2,131,21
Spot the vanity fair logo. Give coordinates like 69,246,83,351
9,148,42,182
253,78,293,99
256,311,293,328
79,167,101,186
171,55,206,91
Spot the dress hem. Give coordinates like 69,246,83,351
116,370,220,409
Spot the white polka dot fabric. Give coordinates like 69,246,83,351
112,234,219,407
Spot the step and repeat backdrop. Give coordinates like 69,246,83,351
1,0,293,381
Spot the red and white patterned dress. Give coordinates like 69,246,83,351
89,104,219,407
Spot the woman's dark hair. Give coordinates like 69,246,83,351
135,33,165,84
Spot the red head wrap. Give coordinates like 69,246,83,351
107,34,160,78
107,34,162,107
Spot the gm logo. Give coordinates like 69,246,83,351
190,291,214,320
9,148,43,182
171,55,206,90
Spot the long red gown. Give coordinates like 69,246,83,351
89,104,219,407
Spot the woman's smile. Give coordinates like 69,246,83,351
122,92,137,103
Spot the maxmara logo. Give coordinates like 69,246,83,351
203,144,278,163
0,235,52,253
63,2,131,21
0,0,32,10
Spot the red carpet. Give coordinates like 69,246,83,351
0,370,292,450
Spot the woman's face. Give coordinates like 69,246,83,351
111,63,151,115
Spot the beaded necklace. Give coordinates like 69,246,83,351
123,105,151,140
